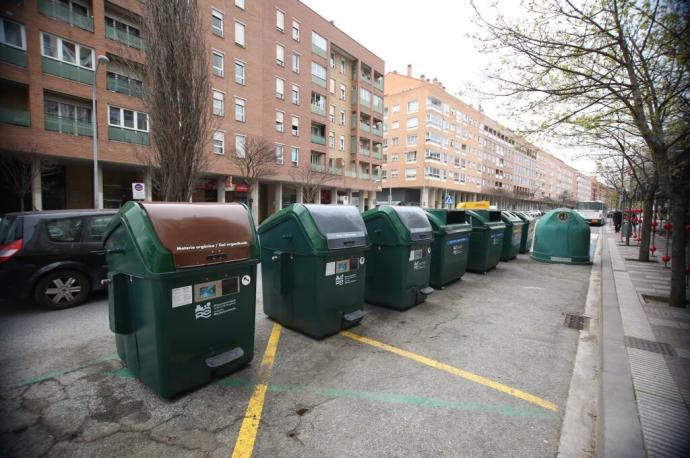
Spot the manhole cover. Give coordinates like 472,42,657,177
624,336,675,356
564,313,588,330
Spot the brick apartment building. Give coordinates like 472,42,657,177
380,66,586,209
0,0,384,221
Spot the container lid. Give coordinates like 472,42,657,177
392,206,432,241
425,209,471,234
303,204,367,249
141,202,254,268
501,211,524,224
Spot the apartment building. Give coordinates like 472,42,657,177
0,0,384,221
380,67,538,208
576,171,593,203
535,148,578,204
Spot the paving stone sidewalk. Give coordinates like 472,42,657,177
607,227,690,457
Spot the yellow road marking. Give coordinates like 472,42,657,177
340,330,558,412
231,323,282,458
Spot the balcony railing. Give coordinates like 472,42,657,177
38,0,94,31
108,126,149,145
359,121,370,132
359,146,370,156
106,24,143,50
311,74,326,88
311,104,325,116
359,171,370,179
311,134,326,145
372,171,381,181
0,107,30,127
106,74,143,98
359,96,371,108
371,125,383,136
0,44,27,67
328,166,343,175
45,114,93,136
311,163,325,172
345,170,357,178
371,149,382,160
374,78,384,91
312,44,327,58
361,73,372,83
373,100,384,114
42,57,94,85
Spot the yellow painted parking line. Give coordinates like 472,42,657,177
340,330,558,412
231,323,282,458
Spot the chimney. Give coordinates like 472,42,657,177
406,64,412,76
330,20,335,25
433,77,438,83
420,74,425,80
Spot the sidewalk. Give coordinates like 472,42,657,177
603,226,690,456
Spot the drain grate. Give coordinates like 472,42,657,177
564,313,588,330
624,336,675,356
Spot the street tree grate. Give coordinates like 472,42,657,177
624,336,675,356
564,313,588,331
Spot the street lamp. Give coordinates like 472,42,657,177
92,54,109,209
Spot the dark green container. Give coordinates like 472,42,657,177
363,205,434,310
104,202,260,399
258,204,368,339
512,211,535,253
465,210,506,273
532,208,592,265
500,211,525,261
425,209,471,288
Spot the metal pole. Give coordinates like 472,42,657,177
92,55,109,209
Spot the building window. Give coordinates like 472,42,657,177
211,9,224,37
339,84,346,101
234,60,245,84
291,146,299,166
212,50,224,77
329,78,335,94
329,105,335,123
276,9,285,31
40,32,93,69
1,18,26,50
328,131,335,148
276,111,284,132
291,85,300,105
340,59,345,74
292,20,300,41
212,90,224,116
407,135,417,145
276,77,285,99
407,99,418,112
108,105,148,132
291,52,300,73
407,117,418,129
234,97,245,122
275,144,284,164
391,154,399,162
291,116,299,136
235,134,246,157
391,120,399,129
276,43,284,66
392,104,400,113
213,131,224,154
330,52,335,69
339,110,345,126
391,169,399,178
44,99,91,136
405,168,417,179
235,0,245,9
339,136,345,151
311,61,326,87
234,21,245,47
391,137,399,145
311,31,327,57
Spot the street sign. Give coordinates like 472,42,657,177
444,194,453,205
132,182,146,200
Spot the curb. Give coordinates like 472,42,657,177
557,231,602,457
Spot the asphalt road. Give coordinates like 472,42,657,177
0,243,593,457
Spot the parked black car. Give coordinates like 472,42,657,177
0,209,117,309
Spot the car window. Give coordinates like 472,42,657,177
0,216,20,244
84,215,113,242
46,217,83,243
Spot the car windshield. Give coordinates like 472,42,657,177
576,202,603,211
0,216,18,245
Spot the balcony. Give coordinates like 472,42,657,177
106,73,143,98
374,77,384,91
42,57,94,85
0,107,30,127
359,170,370,179
345,169,357,178
371,149,382,160
359,96,371,108
372,170,381,181
106,24,143,50
310,163,325,172
371,124,383,136
359,145,370,156
0,44,27,67
373,100,383,114
311,104,325,116
312,44,327,59
38,0,94,32
311,133,326,145
108,126,149,145
311,74,326,88
45,114,93,136
328,166,343,175
359,121,370,133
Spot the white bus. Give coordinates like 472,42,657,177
575,201,605,226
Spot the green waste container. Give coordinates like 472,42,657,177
532,208,592,264
104,202,259,398
512,211,535,253
500,211,525,261
465,210,506,273
363,205,434,310
258,204,368,339
425,209,471,288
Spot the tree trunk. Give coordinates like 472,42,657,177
669,193,687,307
638,186,655,262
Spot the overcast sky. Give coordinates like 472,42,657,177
301,0,597,174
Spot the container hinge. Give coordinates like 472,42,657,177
206,347,244,368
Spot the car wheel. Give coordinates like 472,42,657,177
34,270,91,310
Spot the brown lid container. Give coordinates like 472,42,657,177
141,202,254,269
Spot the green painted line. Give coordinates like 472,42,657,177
18,353,121,387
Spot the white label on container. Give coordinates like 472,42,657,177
551,256,572,262
325,261,335,276
172,285,193,308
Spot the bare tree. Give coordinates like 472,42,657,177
227,136,278,213
290,166,338,204
0,150,57,211
472,0,690,306
140,0,213,201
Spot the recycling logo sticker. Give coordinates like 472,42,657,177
195,302,212,319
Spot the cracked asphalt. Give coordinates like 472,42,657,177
0,254,591,457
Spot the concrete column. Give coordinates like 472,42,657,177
357,191,365,212
421,187,429,207
315,187,321,204
296,186,304,203
331,188,338,205
274,182,283,212
31,158,42,211
250,184,259,222
368,191,377,208
347,189,353,206
144,169,153,202
217,177,226,202
97,166,104,209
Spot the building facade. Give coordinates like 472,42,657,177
0,0,384,221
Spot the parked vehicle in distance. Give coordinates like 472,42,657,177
575,201,606,226
0,209,117,309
